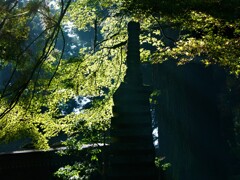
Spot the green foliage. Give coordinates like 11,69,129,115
0,3,30,67
0,0,72,149
121,0,240,19
51,1,240,179
154,11,240,75
55,140,103,180
0,1,240,177
150,89,161,105
117,0,240,75
55,161,98,180
155,157,171,171
0,0,130,149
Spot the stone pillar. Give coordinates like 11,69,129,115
108,22,157,180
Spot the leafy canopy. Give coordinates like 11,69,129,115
0,0,240,150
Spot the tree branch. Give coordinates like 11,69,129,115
151,14,176,44
0,0,72,119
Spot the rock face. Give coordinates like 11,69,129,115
108,22,157,180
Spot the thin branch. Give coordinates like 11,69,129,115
0,0,18,31
1,25,55,98
94,15,124,49
94,32,121,48
151,14,176,44
47,27,66,87
93,18,98,52
101,40,127,49
0,0,72,119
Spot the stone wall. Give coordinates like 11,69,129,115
152,60,236,180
